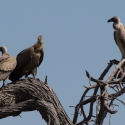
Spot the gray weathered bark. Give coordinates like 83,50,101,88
0,78,74,125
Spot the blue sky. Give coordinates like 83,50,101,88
0,1,125,125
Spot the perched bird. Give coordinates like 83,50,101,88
107,16,125,59
0,46,17,87
9,35,44,81
108,16,125,78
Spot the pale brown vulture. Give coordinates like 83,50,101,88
108,16,125,59
0,46,17,87
9,35,44,81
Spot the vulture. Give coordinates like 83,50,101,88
9,35,44,81
107,16,125,59
0,46,17,87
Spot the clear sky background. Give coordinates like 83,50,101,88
0,1,125,125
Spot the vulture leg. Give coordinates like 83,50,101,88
32,68,37,79
25,74,29,79
2,81,4,87
32,74,35,79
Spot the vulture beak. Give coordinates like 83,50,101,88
107,18,113,23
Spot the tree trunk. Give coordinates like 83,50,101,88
0,78,74,125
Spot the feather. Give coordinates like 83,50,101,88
9,35,44,81
0,46,17,87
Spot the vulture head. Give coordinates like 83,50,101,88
37,35,44,49
107,16,123,30
38,35,43,42
107,16,120,24
0,46,7,54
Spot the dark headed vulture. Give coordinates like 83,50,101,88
108,16,125,59
0,46,17,87
9,35,44,81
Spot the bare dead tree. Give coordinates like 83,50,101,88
1,59,125,125
73,59,125,125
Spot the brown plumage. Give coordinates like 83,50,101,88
0,46,17,87
108,16,125,59
9,35,44,81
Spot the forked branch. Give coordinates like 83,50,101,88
73,59,125,125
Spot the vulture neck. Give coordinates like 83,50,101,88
0,46,8,55
34,40,44,51
34,42,44,52
113,21,123,30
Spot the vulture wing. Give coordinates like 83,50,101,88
119,26,125,43
114,30,118,45
0,54,9,62
0,71,11,80
38,49,44,66
0,55,17,80
114,26,125,59
16,47,34,69
0,56,17,71
9,47,34,81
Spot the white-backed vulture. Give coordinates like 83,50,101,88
0,46,17,87
108,16,125,59
9,35,44,81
